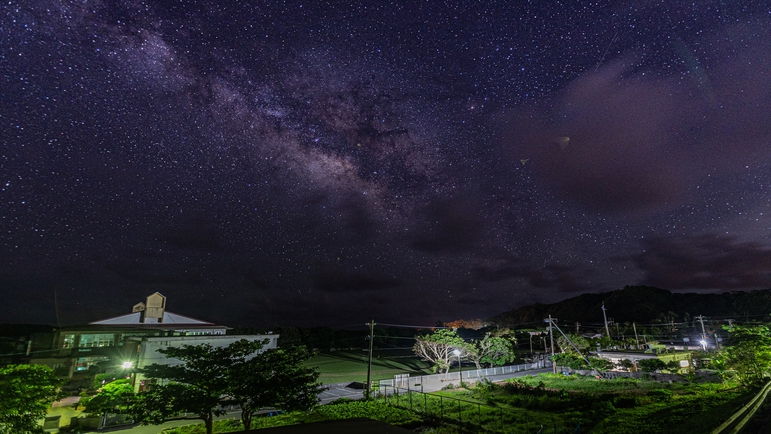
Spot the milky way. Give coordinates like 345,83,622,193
2,1,770,327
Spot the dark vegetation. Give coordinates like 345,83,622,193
492,286,771,325
436,375,756,433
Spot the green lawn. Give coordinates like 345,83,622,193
305,349,434,384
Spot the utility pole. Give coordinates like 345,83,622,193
633,322,640,349
696,315,707,339
365,320,376,399
601,303,611,338
547,315,557,374
695,315,707,350
575,322,580,335
549,316,557,374
726,319,734,331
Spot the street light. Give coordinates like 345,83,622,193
121,361,133,369
452,349,462,385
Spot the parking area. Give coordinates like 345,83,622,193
319,384,364,404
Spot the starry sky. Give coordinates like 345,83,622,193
2,1,770,328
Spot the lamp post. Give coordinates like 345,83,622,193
452,349,462,385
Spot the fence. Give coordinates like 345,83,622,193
378,360,550,392
378,384,582,434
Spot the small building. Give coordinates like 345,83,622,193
31,292,277,390
597,346,692,372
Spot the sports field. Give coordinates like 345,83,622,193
305,348,435,384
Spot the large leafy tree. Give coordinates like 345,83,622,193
718,325,771,386
465,334,517,369
555,334,590,354
412,329,467,373
0,364,65,434
132,339,268,434
84,379,135,422
228,346,321,431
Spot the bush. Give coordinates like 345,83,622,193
648,389,673,402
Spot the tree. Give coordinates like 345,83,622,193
228,346,321,431
132,339,268,434
555,334,590,354
0,364,65,434
84,379,135,426
465,334,517,369
412,329,467,373
718,325,771,386
131,339,322,434
638,358,667,373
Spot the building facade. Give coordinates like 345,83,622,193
30,293,277,388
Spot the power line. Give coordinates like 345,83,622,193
375,323,451,329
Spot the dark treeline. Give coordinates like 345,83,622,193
228,325,422,351
491,286,771,327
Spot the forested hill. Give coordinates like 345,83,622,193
490,286,771,327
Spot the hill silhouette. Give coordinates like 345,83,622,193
490,286,771,327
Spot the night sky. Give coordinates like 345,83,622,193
2,1,770,328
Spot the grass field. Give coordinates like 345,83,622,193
305,348,435,384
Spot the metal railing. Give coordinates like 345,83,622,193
378,360,550,391
711,380,771,434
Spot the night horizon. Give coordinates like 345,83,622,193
2,1,770,328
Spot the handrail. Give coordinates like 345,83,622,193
710,380,771,434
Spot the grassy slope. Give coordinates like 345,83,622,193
508,374,754,434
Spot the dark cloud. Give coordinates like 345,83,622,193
312,262,401,293
499,22,771,216
629,234,771,290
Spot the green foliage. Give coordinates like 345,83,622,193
228,345,322,430
664,360,682,373
638,358,667,373
551,352,586,369
162,401,421,433
93,372,123,389
308,400,420,425
717,325,771,386
620,359,635,371
132,339,322,434
555,334,590,354
84,379,134,416
133,339,267,434
588,357,614,371
476,334,517,368
0,364,65,434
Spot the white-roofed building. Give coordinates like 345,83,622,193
34,293,277,386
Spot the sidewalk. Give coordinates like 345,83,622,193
46,396,84,429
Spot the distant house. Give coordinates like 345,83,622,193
597,346,692,372
30,292,277,390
